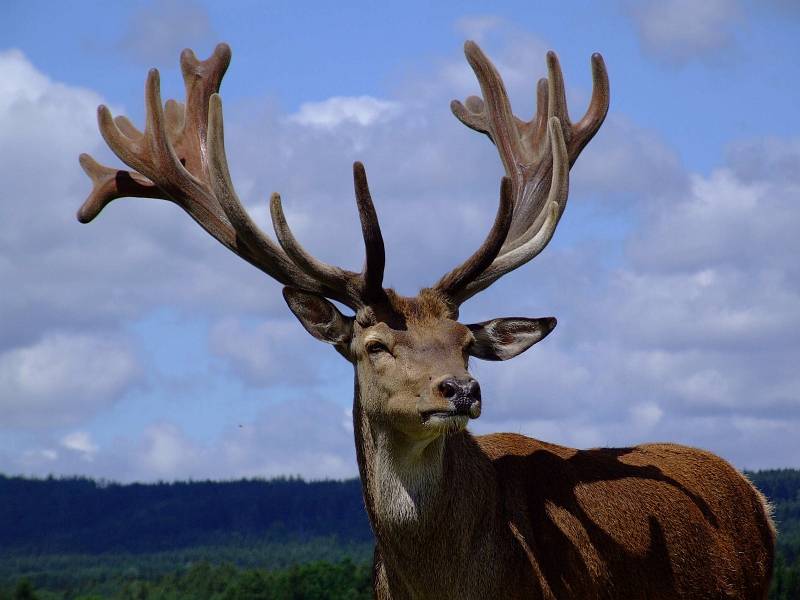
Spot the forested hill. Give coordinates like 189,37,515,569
0,470,797,555
0,476,372,553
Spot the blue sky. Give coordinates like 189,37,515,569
1,0,798,480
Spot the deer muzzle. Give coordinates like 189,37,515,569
437,376,482,419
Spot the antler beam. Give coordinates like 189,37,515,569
78,44,385,310
437,42,609,305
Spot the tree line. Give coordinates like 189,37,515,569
0,476,372,554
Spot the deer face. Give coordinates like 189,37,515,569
353,315,476,439
284,288,556,441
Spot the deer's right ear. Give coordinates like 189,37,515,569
283,288,354,356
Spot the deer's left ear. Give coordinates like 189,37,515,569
467,317,557,361
283,287,354,358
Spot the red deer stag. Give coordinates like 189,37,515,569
78,42,775,599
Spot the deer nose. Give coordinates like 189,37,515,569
437,377,481,418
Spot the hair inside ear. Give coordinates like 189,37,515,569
468,317,556,361
282,288,354,354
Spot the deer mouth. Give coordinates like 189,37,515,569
420,409,471,428
420,409,457,421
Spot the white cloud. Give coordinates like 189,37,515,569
0,333,139,428
571,115,688,206
454,16,505,42
625,0,742,66
61,431,99,461
21,448,59,464
215,400,356,480
628,170,771,270
0,48,292,353
408,30,550,114
289,96,402,129
209,316,323,386
471,136,800,467
0,49,52,109
138,423,196,477
630,402,664,429
6,399,357,482
0,49,104,186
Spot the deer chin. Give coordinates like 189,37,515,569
421,411,470,433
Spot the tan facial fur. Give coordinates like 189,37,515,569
352,293,477,441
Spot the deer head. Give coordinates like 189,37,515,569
77,41,608,447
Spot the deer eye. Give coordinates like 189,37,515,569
366,341,390,355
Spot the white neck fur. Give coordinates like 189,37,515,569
371,426,445,528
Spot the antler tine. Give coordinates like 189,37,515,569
451,41,523,180
435,177,513,301
268,162,387,309
436,42,608,306
545,51,570,127
114,115,143,140
269,194,359,297
450,95,487,135
178,43,231,181
572,53,610,160
85,76,288,274
352,162,387,305
204,93,327,293
456,117,569,301
76,153,161,223
78,43,382,309
523,77,550,160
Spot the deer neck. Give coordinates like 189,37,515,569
352,381,498,543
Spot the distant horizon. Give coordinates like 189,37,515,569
3,464,799,487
